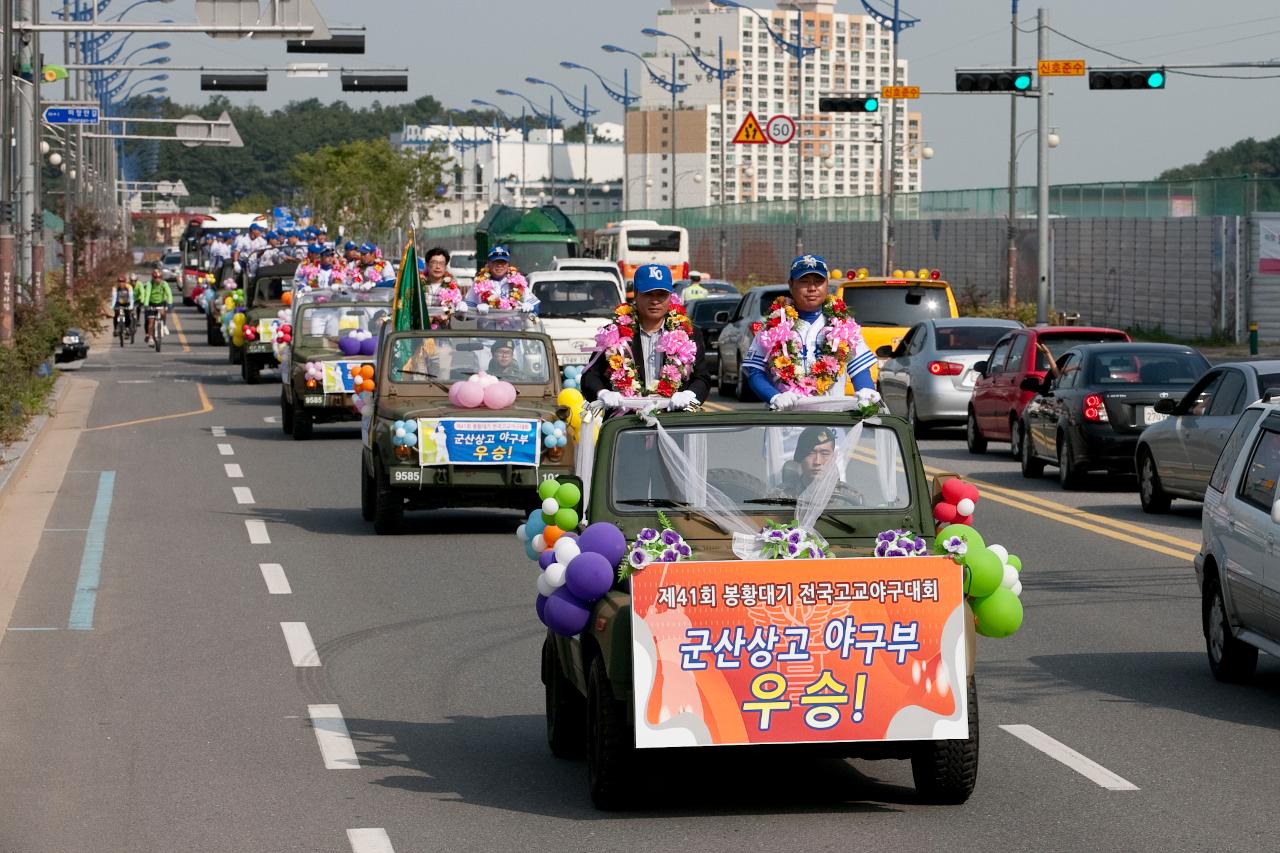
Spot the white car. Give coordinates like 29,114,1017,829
526,270,624,368
447,249,477,291
551,257,625,293
1196,391,1280,682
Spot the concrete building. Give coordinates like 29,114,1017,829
391,123,625,227
629,0,924,211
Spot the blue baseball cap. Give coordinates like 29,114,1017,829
249,223,263,232
265,231,278,240
789,254,830,281
360,243,377,254
306,244,323,255
343,241,358,252
487,246,511,262
633,264,674,294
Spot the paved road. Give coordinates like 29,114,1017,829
0,305,1275,851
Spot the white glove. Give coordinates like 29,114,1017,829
476,303,490,314
770,392,802,411
597,390,624,408
455,302,469,314
669,390,698,410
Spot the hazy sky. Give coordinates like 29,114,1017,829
103,0,1280,190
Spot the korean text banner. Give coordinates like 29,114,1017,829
322,361,372,393
416,418,539,466
630,556,968,749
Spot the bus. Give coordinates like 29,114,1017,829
179,212,270,296
593,219,689,284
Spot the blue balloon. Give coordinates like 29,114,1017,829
540,421,554,435
404,433,418,446
527,509,546,536
544,435,557,448
404,420,418,433
556,434,568,447
391,434,403,447
524,539,540,561
393,419,404,431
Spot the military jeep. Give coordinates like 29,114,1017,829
234,261,299,384
280,287,394,440
360,313,575,534
542,408,979,810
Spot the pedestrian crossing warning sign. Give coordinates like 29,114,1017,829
733,111,768,144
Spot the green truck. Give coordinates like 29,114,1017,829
474,204,582,274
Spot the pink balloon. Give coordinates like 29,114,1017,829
447,382,465,406
482,381,517,409
455,381,485,408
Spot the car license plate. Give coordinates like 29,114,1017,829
1143,407,1168,426
304,395,324,406
559,353,590,366
391,468,421,484
248,342,272,353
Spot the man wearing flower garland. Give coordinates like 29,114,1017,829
581,263,712,410
742,254,877,410
421,247,463,326
465,246,538,313
359,243,396,286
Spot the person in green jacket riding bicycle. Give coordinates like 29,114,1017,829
141,266,173,344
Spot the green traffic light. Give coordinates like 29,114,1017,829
1014,73,1032,91
865,97,879,112
1147,70,1165,88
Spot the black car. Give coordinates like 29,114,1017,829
1019,343,1210,488
687,294,742,382
55,326,89,363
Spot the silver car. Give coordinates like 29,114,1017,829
1135,360,1280,513
1196,393,1280,682
877,318,1023,432
716,284,792,401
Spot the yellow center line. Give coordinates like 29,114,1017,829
85,383,213,432
703,401,731,412
171,306,191,353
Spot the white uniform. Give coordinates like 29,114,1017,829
742,312,876,398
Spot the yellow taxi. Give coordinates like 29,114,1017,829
835,267,959,389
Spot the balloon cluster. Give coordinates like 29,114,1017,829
935,479,980,527
555,387,585,441
304,361,324,383
339,330,377,357
447,372,517,409
274,323,292,346
348,364,376,395
561,365,584,391
520,501,627,637
391,419,419,449
243,324,259,342
226,310,248,347
540,420,568,449
353,389,373,415
933,524,1024,638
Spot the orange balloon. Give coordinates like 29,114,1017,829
281,290,293,306
360,364,375,380
543,525,563,546
362,379,376,393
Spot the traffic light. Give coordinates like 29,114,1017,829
1088,67,1165,90
201,74,268,92
955,68,1035,92
341,73,409,93
818,96,879,113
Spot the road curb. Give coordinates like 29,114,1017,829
0,374,71,499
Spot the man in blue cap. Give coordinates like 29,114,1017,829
465,245,536,312
742,254,876,410
343,241,361,264
359,242,396,284
581,263,711,410
284,230,305,261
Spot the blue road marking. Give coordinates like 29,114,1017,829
67,471,115,631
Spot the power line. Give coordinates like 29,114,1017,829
1043,25,1280,80
1098,14,1280,50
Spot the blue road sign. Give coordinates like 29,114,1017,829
43,105,100,125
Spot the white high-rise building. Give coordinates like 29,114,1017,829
628,0,924,211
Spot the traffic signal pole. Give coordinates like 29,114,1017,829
1006,0,1018,311
1036,6,1050,325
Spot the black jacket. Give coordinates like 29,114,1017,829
581,324,713,404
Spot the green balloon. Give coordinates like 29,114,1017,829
972,588,1024,638
537,479,560,501
933,523,986,555
1007,554,1022,572
554,507,580,531
554,482,582,509
541,512,556,527
965,547,1003,598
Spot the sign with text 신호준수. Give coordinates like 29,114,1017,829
629,556,969,749
416,418,539,467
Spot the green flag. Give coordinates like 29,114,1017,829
392,235,423,331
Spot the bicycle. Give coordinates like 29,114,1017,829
144,306,167,352
114,307,133,347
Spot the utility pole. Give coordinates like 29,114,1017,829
30,1,44,309
1035,6,1050,324
1006,0,1019,311
717,35,727,278
793,5,803,256
1,0,16,347
670,50,677,224
62,0,73,300
581,83,590,220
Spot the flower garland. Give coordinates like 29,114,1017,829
752,520,832,560
593,299,696,398
618,512,693,580
471,270,529,310
874,528,929,557
423,275,463,329
757,295,862,396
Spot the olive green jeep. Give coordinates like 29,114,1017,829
234,261,299,384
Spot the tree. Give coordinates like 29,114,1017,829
1158,134,1280,180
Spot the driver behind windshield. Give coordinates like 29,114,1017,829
590,284,614,310
770,426,863,505
487,339,531,382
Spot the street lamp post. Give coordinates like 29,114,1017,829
1036,6,1050,324
497,88,557,207
474,98,528,206
561,61,639,212
1009,125,1060,306
642,27,737,278
1006,0,1019,311
601,44,687,223
527,77,598,223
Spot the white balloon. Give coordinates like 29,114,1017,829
395,427,406,438
515,524,527,541
554,538,581,565
531,534,546,552
480,373,499,387
1011,579,1023,598
956,498,976,517
1001,563,1019,589
536,573,554,598
541,497,560,516
544,562,567,588
468,373,483,383
989,544,1009,564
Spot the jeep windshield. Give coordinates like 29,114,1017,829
609,421,910,513
389,333,552,385
532,279,618,319
296,306,390,352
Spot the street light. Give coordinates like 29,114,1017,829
528,76,597,224
472,99,523,205
561,60,638,212
602,43,687,223
643,26,737,277
497,88,559,203
447,109,487,223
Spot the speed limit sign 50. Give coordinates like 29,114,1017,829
765,114,796,145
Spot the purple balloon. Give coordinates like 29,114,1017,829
359,336,377,356
576,522,627,568
565,551,614,602
542,588,591,637
538,550,557,570
338,335,360,356
535,594,548,624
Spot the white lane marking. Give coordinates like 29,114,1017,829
259,563,291,594
224,463,243,479
233,487,255,505
281,622,321,667
117,379,153,384
1000,724,1139,791
245,519,270,544
347,828,395,853
308,704,360,769
211,426,227,437
263,415,280,424
217,443,234,456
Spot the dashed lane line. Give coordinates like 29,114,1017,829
224,463,243,479
308,705,360,769
347,828,395,853
258,563,291,594
1001,724,1139,791
281,622,321,667
217,443,234,456
233,487,255,505
245,520,270,544
211,426,226,437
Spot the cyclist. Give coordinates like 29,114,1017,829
133,271,150,329
110,275,134,339
142,266,173,344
